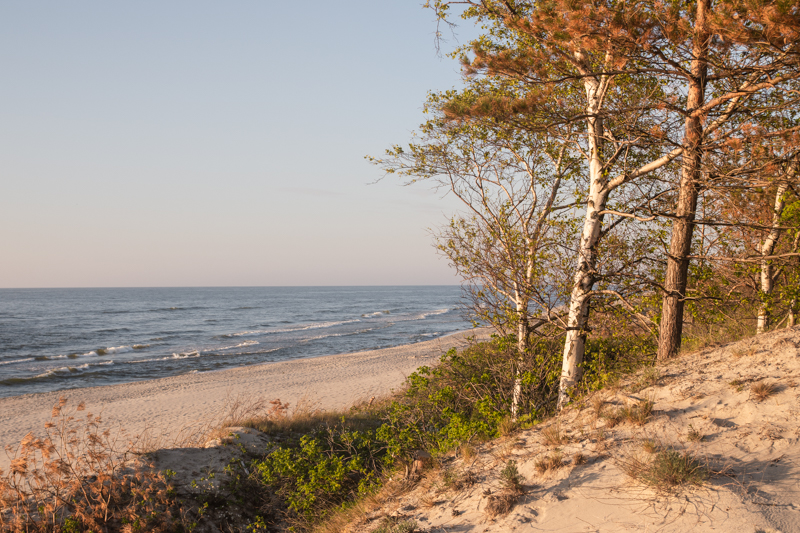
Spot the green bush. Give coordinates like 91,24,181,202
252,423,386,522
247,333,652,530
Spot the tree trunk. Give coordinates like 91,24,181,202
657,0,710,361
511,302,530,420
757,182,788,334
558,77,607,409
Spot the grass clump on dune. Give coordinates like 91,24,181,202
621,447,709,492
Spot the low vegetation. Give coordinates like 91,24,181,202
751,381,779,402
1,329,659,532
621,447,709,492
0,399,193,533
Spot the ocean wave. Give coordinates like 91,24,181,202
389,308,451,323
0,360,115,386
125,345,279,364
420,308,450,318
208,340,260,352
219,319,361,338
302,327,377,343
361,311,391,318
171,350,201,359
86,345,134,356
155,306,210,312
0,358,35,366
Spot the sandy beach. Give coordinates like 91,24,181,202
0,329,489,465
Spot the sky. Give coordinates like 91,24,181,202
0,1,480,288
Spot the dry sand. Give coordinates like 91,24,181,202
358,326,800,533
0,328,489,468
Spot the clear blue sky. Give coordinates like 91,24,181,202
0,1,478,288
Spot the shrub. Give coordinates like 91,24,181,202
0,398,192,533
252,422,386,523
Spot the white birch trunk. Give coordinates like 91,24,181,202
511,298,529,420
558,79,607,409
757,182,787,334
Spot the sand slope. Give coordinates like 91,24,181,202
357,327,800,533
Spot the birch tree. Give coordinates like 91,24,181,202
428,0,674,407
371,83,578,417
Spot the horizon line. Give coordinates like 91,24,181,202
0,284,463,290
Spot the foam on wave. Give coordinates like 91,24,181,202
220,319,362,338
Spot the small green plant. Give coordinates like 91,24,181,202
439,467,459,491
372,517,420,533
641,439,659,453
62,517,81,533
686,424,703,442
729,379,745,392
499,460,524,493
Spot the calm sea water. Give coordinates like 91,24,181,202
0,286,469,399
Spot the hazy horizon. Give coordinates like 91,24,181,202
0,284,462,290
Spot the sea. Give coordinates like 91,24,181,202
0,286,470,399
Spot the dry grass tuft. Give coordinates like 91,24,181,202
459,443,477,461
732,347,756,359
631,366,661,392
590,395,606,417
438,467,476,492
484,491,520,518
420,494,438,509
498,416,517,437
620,447,708,492
751,381,778,402
534,452,564,474
0,397,194,532
605,397,654,427
641,439,659,454
573,453,587,466
541,422,567,446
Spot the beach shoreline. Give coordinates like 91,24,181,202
0,328,490,468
